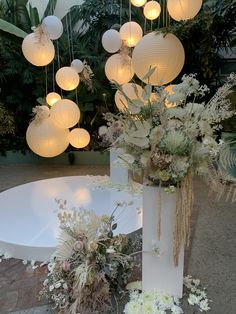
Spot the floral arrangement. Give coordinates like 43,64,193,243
40,201,138,314
100,73,236,264
124,276,211,314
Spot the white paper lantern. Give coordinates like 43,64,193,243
50,99,80,129
164,84,177,108
132,32,185,86
102,29,122,53
22,32,55,67
115,83,143,111
69,128,90,148
55,67,80,91
131,0,147,7
105,54,134,85
46,92,61,106
144,1,161,20
26,117,69,158
167,0,202,21
42,15,63,40
71,59,84,73
120,22,143,47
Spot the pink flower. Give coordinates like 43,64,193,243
73,241,83,251
62,261,70,272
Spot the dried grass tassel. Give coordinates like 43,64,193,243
173,170,194,266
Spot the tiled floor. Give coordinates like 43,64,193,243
0,164,236,313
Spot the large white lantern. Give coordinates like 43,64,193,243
50,99,80,129
105,54,134,85
143,1,161,20
69,128,90,148
115,83,143,111
42,15,63,40
26,117,69,158
46,92,61,106
167,0,203,21
102,29,122,53
131,0,147,7
22,32,55,67
120,22,143,47
132,32,185,86
71,59,84,73
55,67,80,91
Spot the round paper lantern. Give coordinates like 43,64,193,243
71,59,84,73
115,83,143,111
167,0,202,21
42,15,63,40
144,1,161,20
46,92,61,106
69,128,90,148
22,32,55,67
102,29,122,53
132,32,185,86
120,22,143,47
50,99,80,129
55,67,80,91
26,117,69,158
164,84,177,108
105,54,134,85
131,0,147,7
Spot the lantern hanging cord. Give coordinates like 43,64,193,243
120,0,122,26
45,66,48,98
52,58,55,92
129,0,132,22
69,10,75,60
66,13,72,63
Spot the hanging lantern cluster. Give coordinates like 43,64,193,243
26,102,90,158
22,16,63,67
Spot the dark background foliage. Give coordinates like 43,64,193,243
0,0,235,154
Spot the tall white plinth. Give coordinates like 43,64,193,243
142,185,184,297
109,148,128,185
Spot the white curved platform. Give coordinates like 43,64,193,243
0,176,142,262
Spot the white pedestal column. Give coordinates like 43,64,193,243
109,148,128,185
142,185,184,297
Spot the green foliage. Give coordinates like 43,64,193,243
0,104,14,135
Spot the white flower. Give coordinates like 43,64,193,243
63,282,68,290
171,305,183,314
124,300,141,314
22,260,28,265
188,293,202,305
49,285,54,292
43,279,49,286
98,125,108,136
106,246,115,254
199,299,210,311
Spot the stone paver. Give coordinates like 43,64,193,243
0,164,236,313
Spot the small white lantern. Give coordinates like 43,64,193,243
164,84,177,108
69,128,90,148
42,15,63,40
167,0,203,21
26,117,69,158
105,54,134,85
131,0,147,7
132,32,185,86
55,67,80,91
46,92,61,106
120,22,143,47
144,1,161,20
50,99,80,129
71,59,84,73
22,32,55,67
115,83,143,111
102,29,122,53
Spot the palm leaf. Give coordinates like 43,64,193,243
0,18,27,38
43,0,58,19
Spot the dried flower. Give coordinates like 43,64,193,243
73,241,83,251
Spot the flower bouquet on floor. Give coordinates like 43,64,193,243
100,73,236,291
40,201,141,314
